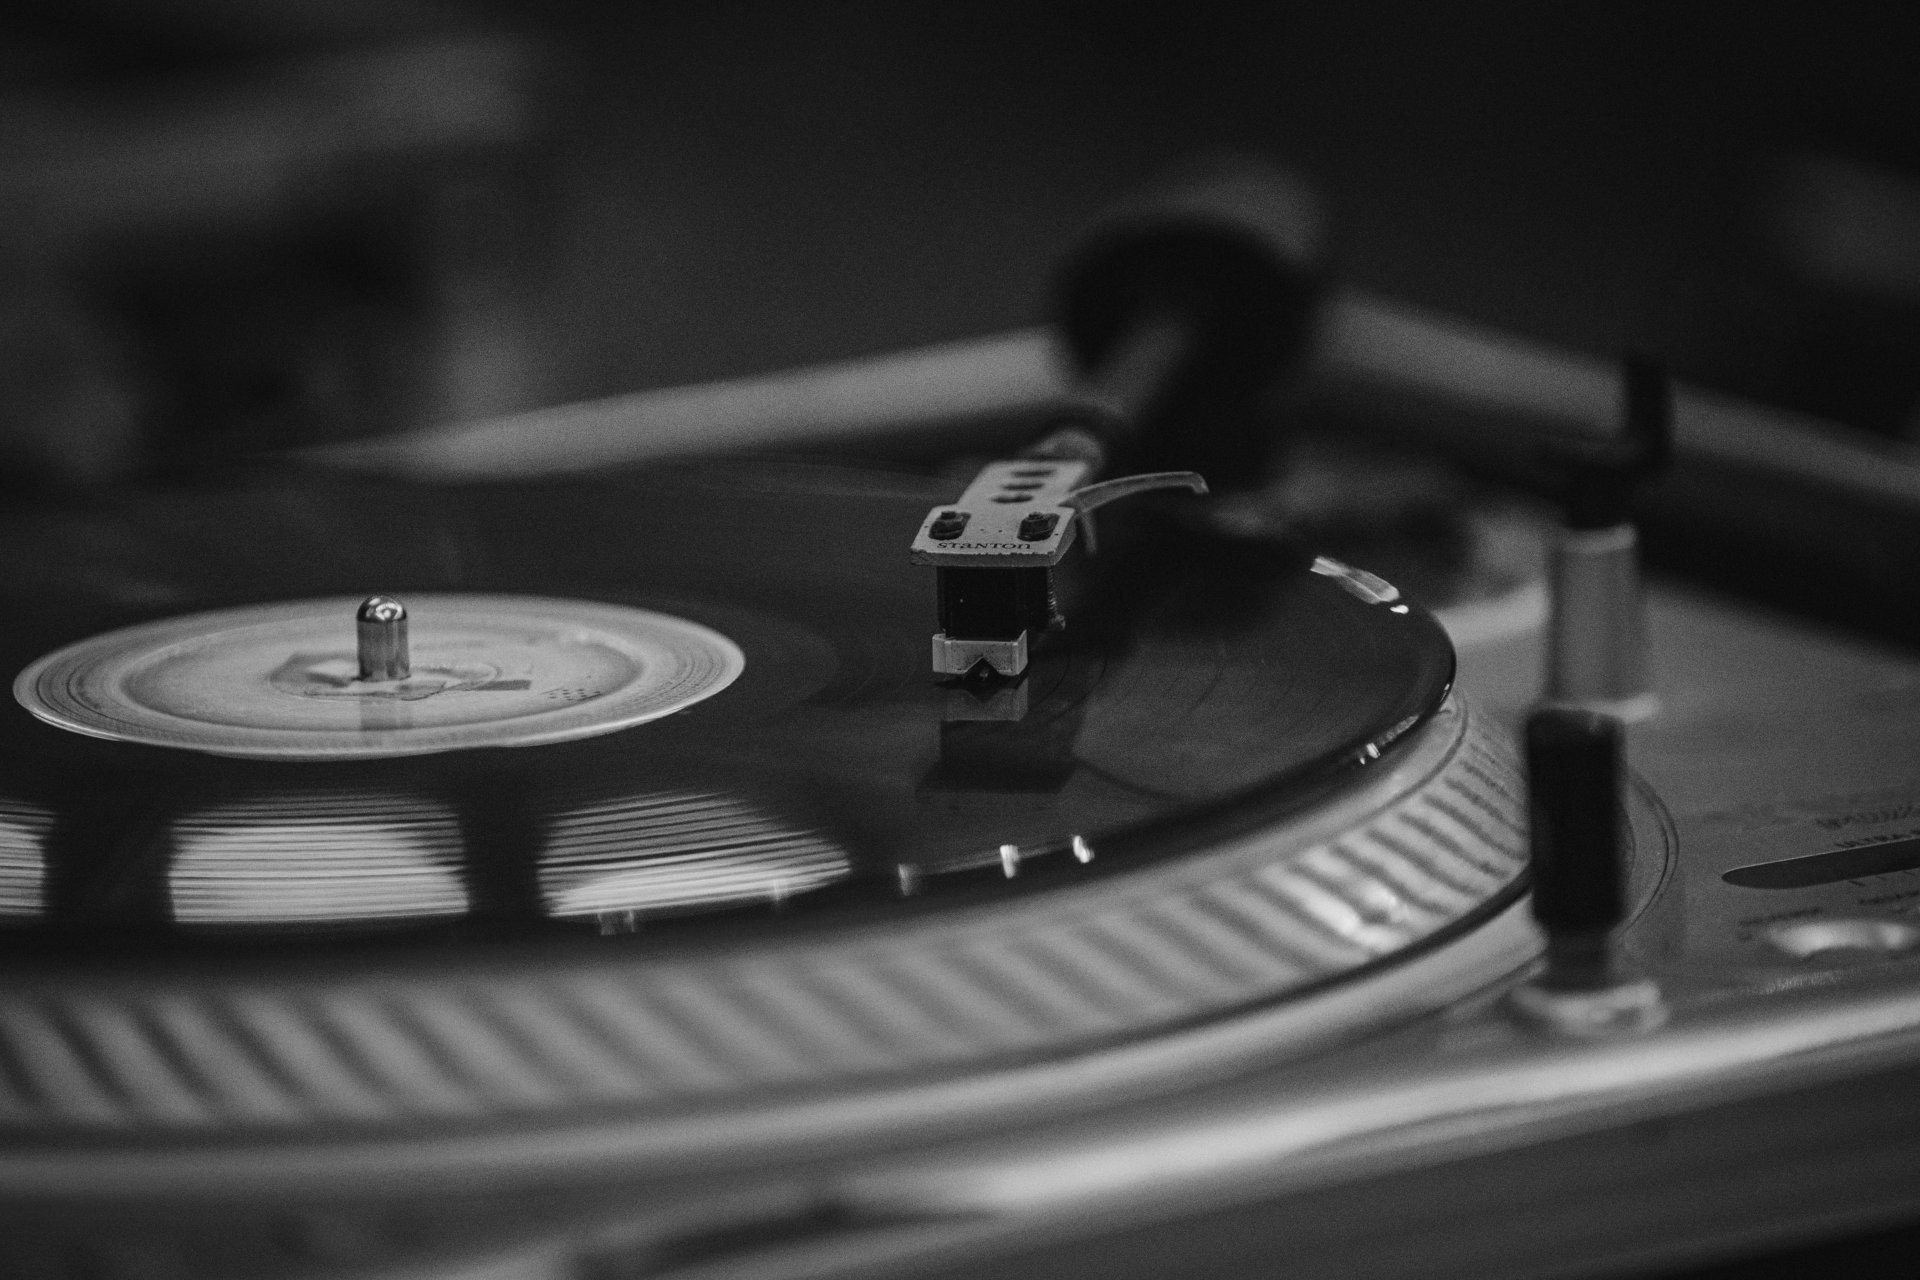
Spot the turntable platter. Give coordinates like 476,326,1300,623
0,458,1577,1186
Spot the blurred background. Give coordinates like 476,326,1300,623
3,10,1920,1277
3,1,1918,479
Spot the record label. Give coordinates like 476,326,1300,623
13,595,745,759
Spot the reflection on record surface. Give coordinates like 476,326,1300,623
540,789,850,926
0,796,51,920
170,791,467,926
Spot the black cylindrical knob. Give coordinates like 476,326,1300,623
1525,707,1625,982
1560,354,1673,530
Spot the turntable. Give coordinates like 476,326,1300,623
2,161,1919,1280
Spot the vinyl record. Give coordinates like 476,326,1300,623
0,457,1457,944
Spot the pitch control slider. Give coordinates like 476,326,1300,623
912,462,1207,677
